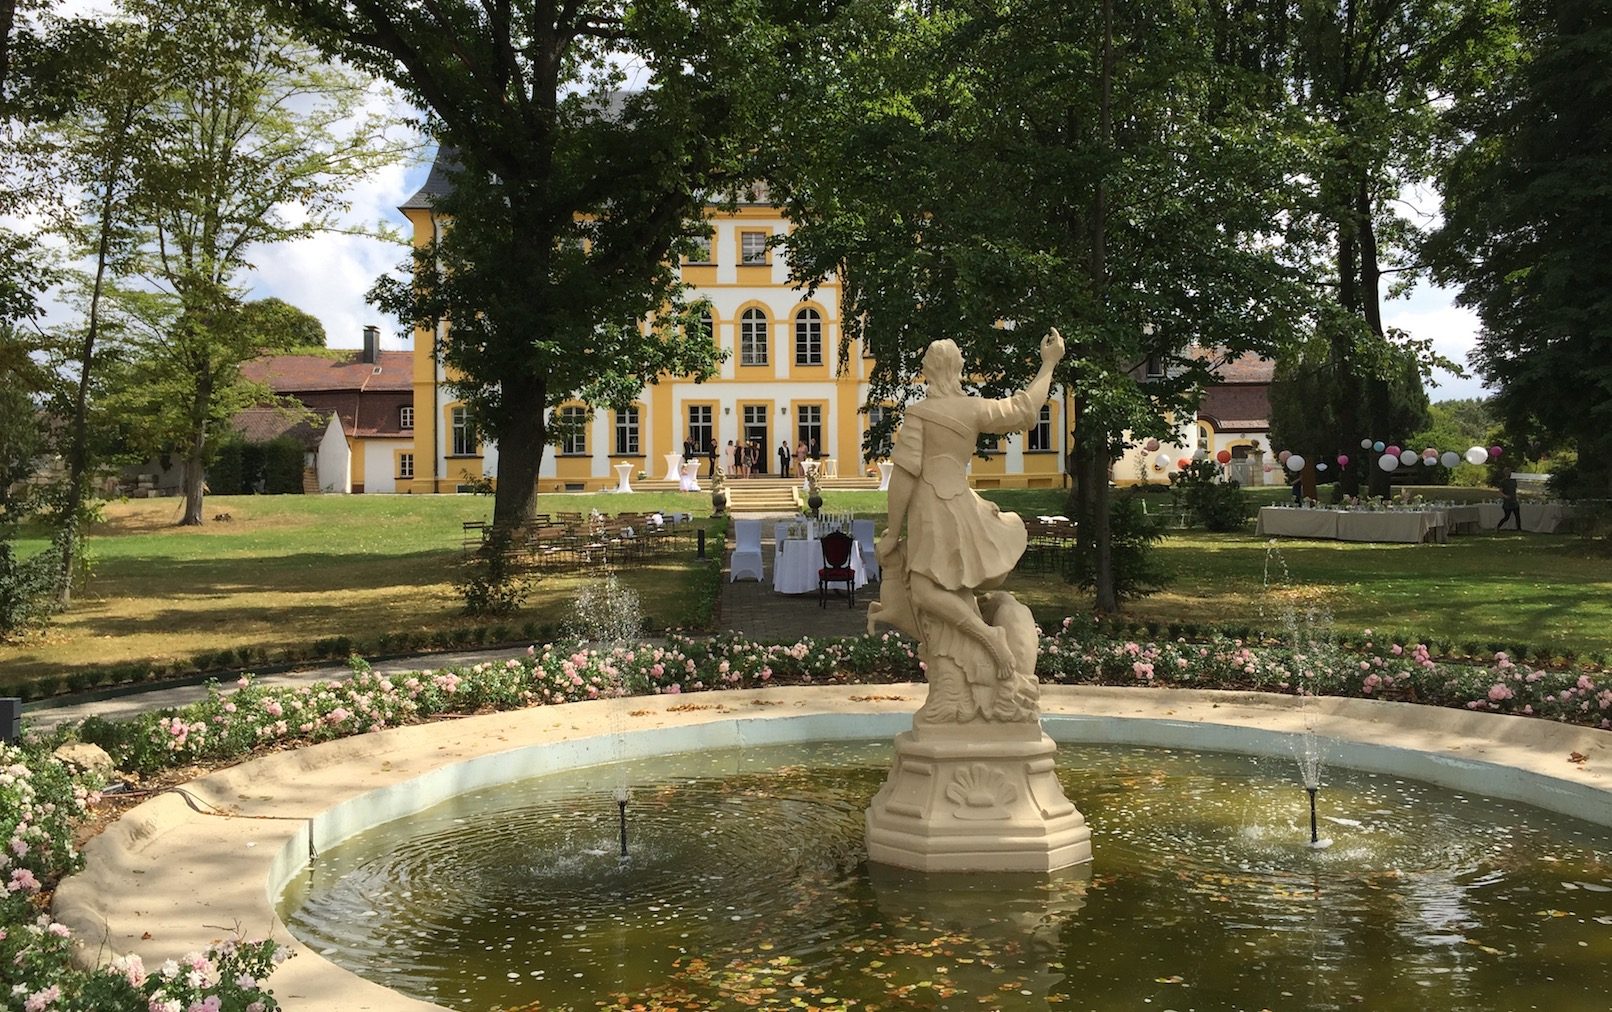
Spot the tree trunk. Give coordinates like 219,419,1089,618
1088,448,1117,614
491,377,548,527
58,104,137,603
180,430,207,526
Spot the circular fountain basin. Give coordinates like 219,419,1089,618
54,686,1612,1011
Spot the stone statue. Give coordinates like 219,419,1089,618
869,329,1065,723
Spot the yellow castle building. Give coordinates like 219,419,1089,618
393,150,1072,495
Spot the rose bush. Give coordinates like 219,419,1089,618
16,620,1608,1006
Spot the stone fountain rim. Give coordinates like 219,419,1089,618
52,684,1612,1012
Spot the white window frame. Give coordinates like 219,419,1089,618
1028,404,1052,451
399,405,414,430
740,308,769,366
614,406,640,455
450,406,476,456
794,308,822,365
398,452,414,479
740,230,768,265
559,406,587,455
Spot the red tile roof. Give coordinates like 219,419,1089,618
241,350,412,393
1190,347,1276,384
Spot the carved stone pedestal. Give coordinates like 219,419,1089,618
864,720,1092,873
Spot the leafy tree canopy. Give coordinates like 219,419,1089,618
242,297,327,349
273,0,797,525
1426,0,1612,498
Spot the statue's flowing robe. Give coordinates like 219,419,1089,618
892,390,1040,591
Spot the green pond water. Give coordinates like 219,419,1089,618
278,741,1612,1011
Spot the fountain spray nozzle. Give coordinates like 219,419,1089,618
1307,786,1319,845
615,787,629,858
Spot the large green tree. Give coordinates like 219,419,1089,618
1426,0,1611,498
271,0,786,526
771,0,1307,611
1268,0,1493,497
105,0,404,525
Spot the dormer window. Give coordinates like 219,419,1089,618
1145,356,1165,379
400,405,414,430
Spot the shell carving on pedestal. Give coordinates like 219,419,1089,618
945,764,1017,820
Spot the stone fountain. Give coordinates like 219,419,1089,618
865,329,1092,872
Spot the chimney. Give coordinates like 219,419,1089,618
362,325,381,363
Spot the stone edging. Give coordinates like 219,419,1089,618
52,685,1612,1012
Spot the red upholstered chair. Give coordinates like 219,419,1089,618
818,531,857,608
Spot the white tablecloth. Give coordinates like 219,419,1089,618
663,453,683,482
1256,507,1339,539
612,462,633,493
1335,510,1444,544
1257,507,1447,543
877,462,894,491
1477,502,1575,533
772,539,868,595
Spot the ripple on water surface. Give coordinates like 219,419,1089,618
279,741,1612,1011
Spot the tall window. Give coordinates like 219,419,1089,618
1145,355,1165,378
559,406,587,455
866,405,892,459
687,404,713,454
797,404,822,452
687,231,712,264
740,308,769,366
614,406,640,455
399,405,414,430
450,406,477,455
794,308,822,365
398,452,414,479
740,230,768,264
1028,405,1052,451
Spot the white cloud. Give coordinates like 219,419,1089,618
1383,281,1492,403
243,136,431,351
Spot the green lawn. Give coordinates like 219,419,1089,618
5,486,1604,696
2,492,722,695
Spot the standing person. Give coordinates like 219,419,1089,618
794,439,807,477
682,436,694,461
778,440,791,476
1497,470,1522,530
723,439,735,476
810,438,821,461
706,438,717,478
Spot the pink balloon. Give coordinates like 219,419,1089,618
1145,437,1160,452
1336,454,1349,467
1489,445,1503,458
1385,444,1400,457
1278,449,1290,462
1423,447,1437,458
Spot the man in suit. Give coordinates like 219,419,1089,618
707,439,718,477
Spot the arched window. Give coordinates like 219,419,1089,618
794,308,822,365
1028,404,1053,451
740,308,769,366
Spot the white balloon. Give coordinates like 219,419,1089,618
1399,449,1417,465
1286,454,1305,471
1378,453,1399,472
1422,454,1438,466
1360,438,1373,449
1440,450,1461,468
1154,452,1170,468
1466,446,1488,466
1316,461,1328,471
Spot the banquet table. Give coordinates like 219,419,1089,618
1256,506,1448,544
1255,507,1339,540
1445,504,1482,535
772,537,868,595
1476,502,1575,533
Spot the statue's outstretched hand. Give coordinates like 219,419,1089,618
1041,328,1066,366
